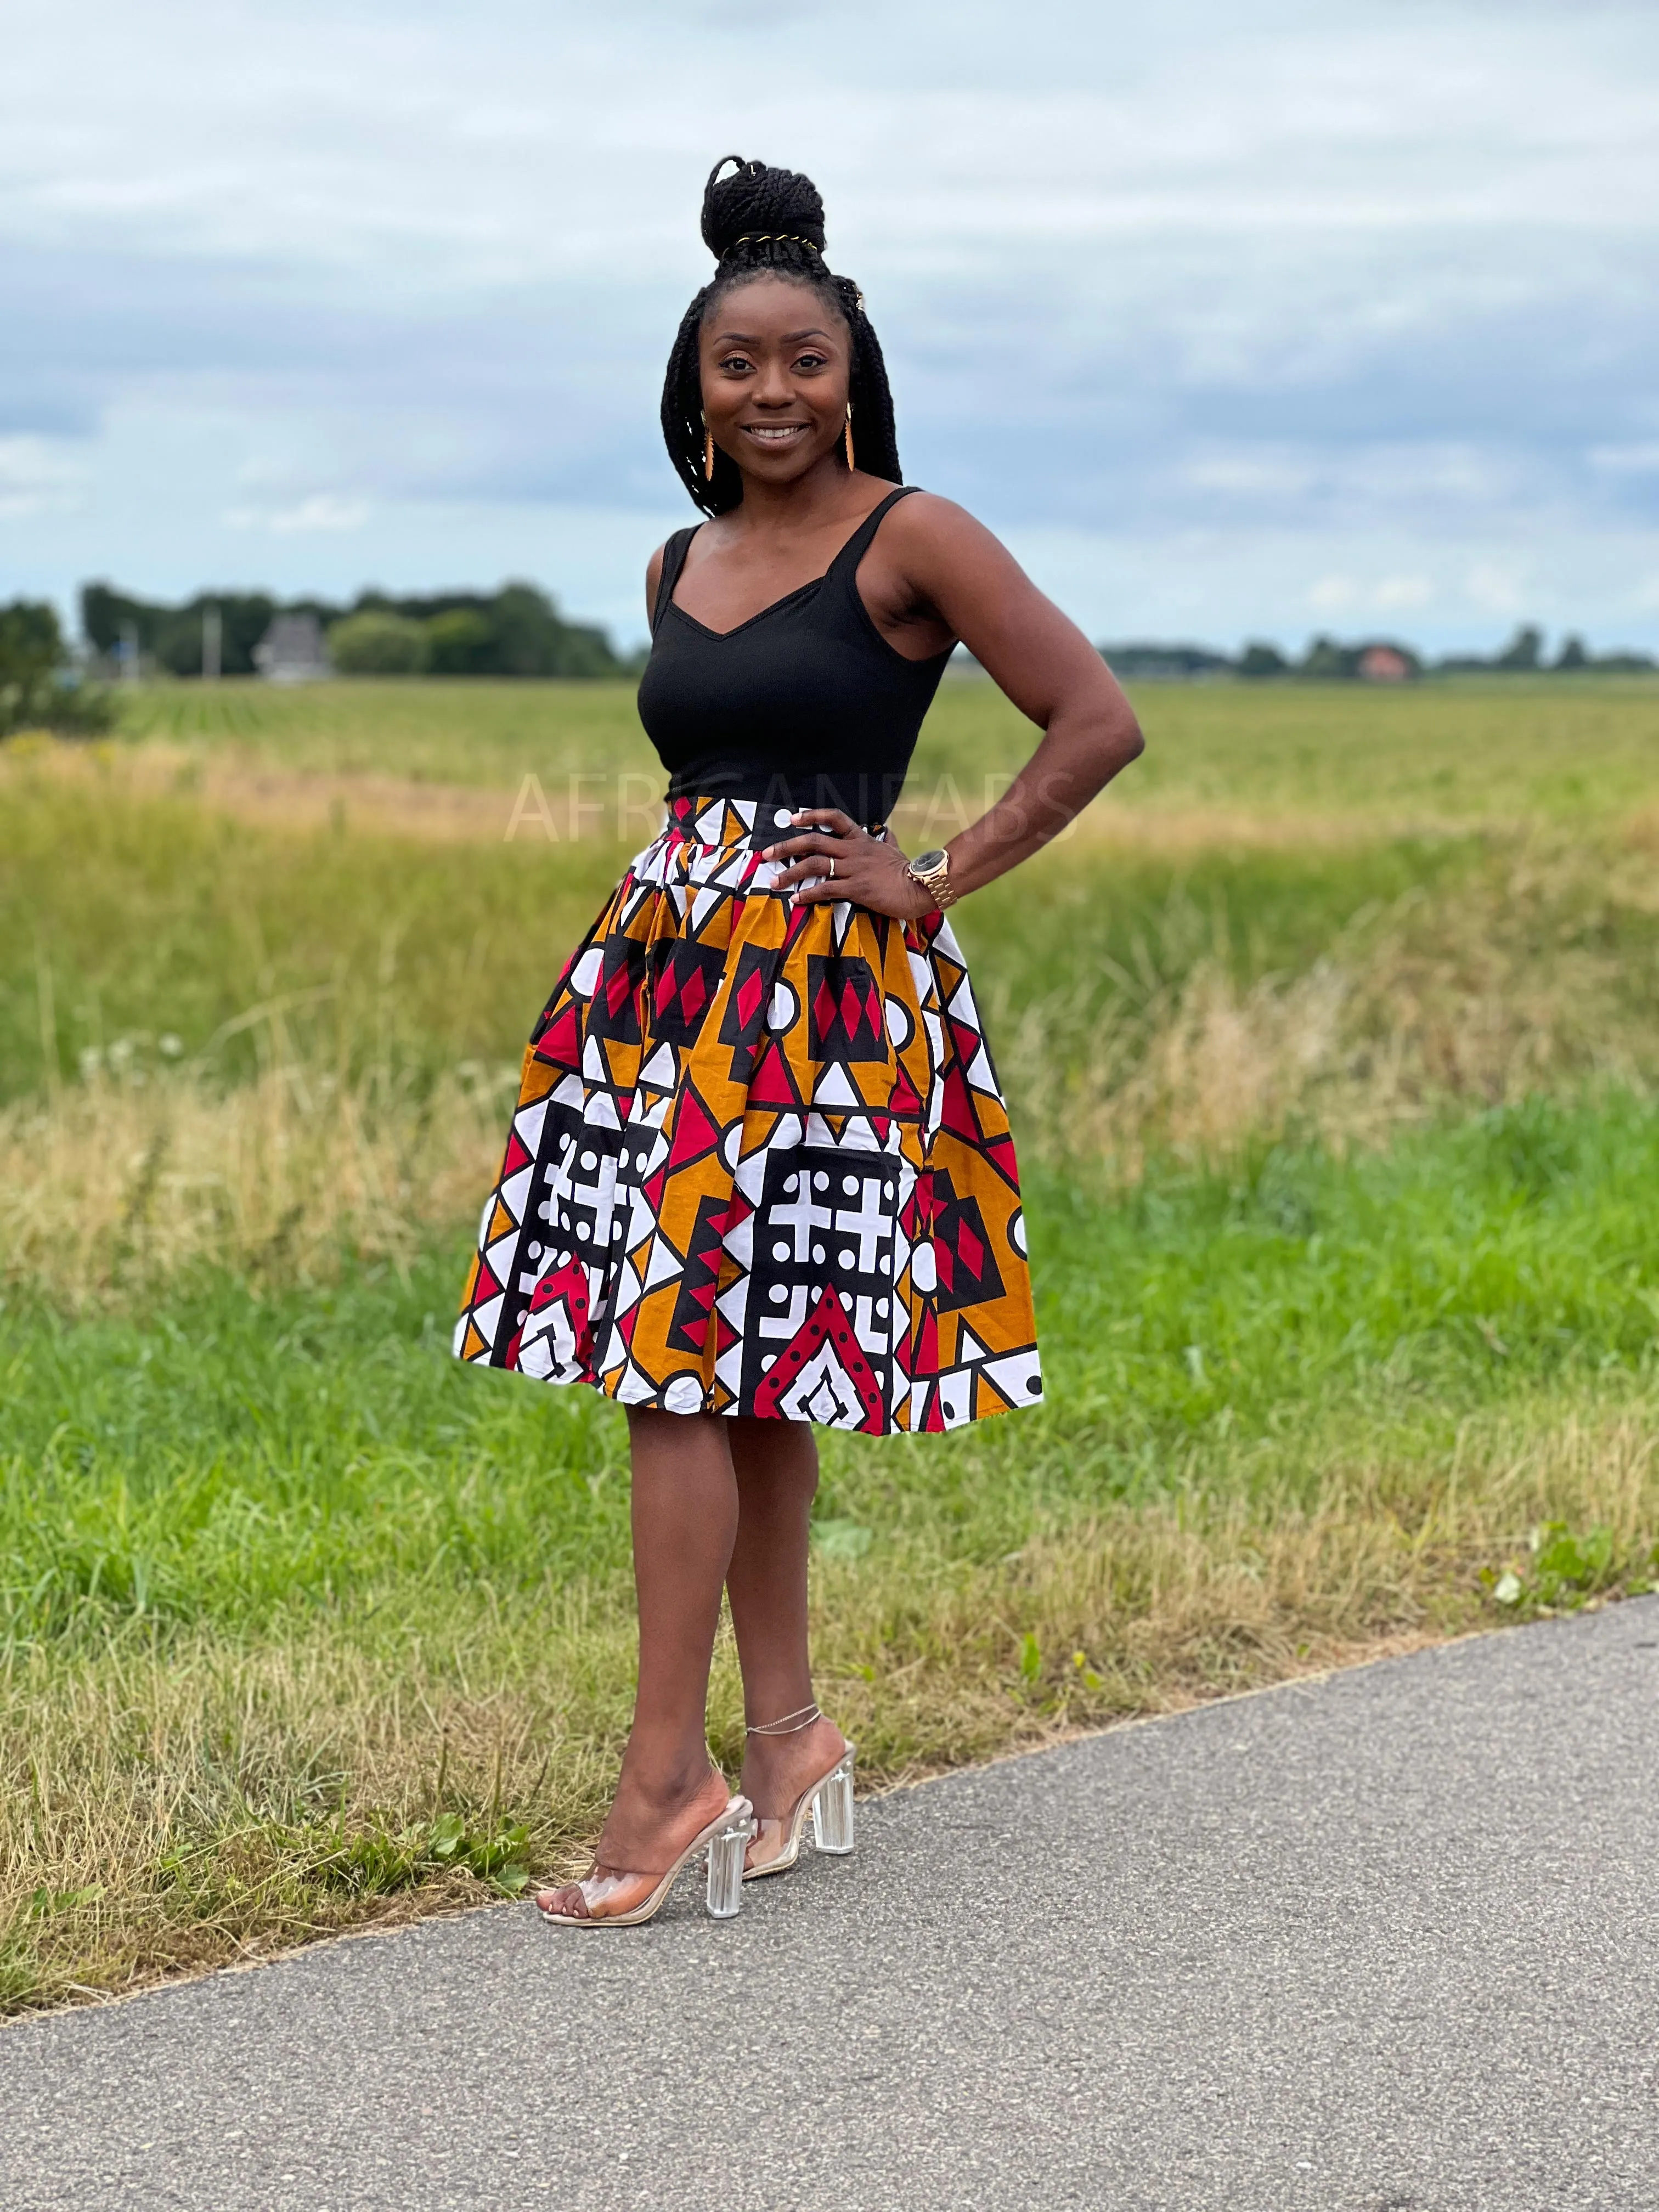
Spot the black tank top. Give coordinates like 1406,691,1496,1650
635,486,953,823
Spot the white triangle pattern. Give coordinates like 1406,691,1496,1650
455,809,1040,1435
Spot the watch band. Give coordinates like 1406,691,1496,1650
907,847,960,910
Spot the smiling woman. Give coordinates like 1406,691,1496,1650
657,162,901,520
452,153,1145,1929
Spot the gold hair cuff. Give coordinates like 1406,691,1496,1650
726,234,821,255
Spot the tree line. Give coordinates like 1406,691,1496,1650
1101,625,1656,681
5,588,1656,741
0,601,112,738
80,580,635,680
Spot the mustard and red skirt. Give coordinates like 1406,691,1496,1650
454,795,1040,1434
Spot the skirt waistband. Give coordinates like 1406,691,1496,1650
663,793,888,856
662,771,906,818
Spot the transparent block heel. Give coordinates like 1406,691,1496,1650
705,1805,755,1919
810,1750,855,1857
535,1788,754,1928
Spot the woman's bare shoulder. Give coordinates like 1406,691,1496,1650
878,488,1024,581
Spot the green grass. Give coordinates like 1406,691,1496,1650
103,672,1659,821
3,1099,1657,2007
1091,676,1659,825
0,758,1445,1099
8,768,1659,1111
0,771,623,1101
7,1097,1658,1649
4,675,1659,2009
114,677,654,792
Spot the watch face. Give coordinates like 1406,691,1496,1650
912,849,948,871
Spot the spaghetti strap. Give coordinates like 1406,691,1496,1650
652,527,701,634
634,478,951,817
825,486,920,586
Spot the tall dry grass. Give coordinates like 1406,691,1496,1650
1002,849,1659,1177
1,1051,516,1307
8,845,1657,1307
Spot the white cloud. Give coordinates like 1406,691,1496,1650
1374,573,1434,610
1308,574,1361,612
0,435,87,518
1464,562,1529,615
1185,454,1317,499
223,495,371,534
1589,443,1659,475
1305,570,1433,616
1004,520,1659,658
1,0,1657,648
271,495,371,534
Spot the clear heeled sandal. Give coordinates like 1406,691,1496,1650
534,1788,755,1928
742,1705,856,1881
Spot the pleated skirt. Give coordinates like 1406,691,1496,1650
453,794,1041,1435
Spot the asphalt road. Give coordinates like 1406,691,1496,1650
5,1601,1656,2211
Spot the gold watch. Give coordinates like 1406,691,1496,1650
907,847,960,910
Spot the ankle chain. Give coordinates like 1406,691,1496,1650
745,1702,822,1736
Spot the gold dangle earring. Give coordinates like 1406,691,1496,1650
843,402,855,472
702,415,715,482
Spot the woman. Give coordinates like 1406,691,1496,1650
455,155,1143,1926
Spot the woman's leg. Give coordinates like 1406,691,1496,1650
726,1417,848,1831
537,1406,738,1911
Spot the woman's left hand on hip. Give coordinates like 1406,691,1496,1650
763,808,935,920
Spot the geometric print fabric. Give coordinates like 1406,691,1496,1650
454,793,1042,1435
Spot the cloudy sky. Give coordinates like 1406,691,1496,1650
4,0,1657,652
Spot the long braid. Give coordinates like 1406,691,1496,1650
660,156,904,518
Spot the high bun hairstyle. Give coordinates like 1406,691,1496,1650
661,155,902,517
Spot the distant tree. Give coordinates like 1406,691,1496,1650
81,583,281,676
425,608,496,676
1098,642,1232,680
330,610,430,675
488,583,561,676
1,599,113,736
0,600,61,728
1494,624,1543,671
155,593,279,676
1554,634,1588,671
473,582,622,678
81,581,162,659
78,577,630,682
545,616,625,679
1238,641,1289,679
154,606,207,676
1299,634,1357,681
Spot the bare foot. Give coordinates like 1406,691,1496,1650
535,1765,733,1923
741,1716,849,1874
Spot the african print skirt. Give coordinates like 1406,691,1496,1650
453,793,1041,1435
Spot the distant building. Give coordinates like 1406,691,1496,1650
1357,644,1413,683
254,612,330,683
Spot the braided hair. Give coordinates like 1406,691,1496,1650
661,156,902,517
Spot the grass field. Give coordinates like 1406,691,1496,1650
3,673,1658,2012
